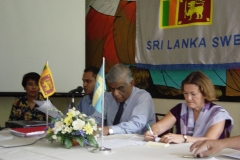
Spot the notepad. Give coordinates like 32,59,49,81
145,141,169,147
10,126,46,137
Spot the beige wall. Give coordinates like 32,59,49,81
1,97,239,136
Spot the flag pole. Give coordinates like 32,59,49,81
46,61,49,128
46,97,49,127
98,57,111,152
100,57,105,148
101,57,105,147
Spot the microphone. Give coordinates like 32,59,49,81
69,86,83,94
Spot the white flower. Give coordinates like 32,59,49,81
61,129,66,134
75,110,80,116
92,125,97,131
72,119,85,130
52,135,57,140
79,113,87,119
89,118,96,125
64,126,73,133
53,121,64,134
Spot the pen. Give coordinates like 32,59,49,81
146,124,161,142
146,124,153,135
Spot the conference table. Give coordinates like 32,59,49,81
0,129,238,160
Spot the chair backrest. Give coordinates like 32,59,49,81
224,128,230,138
155,113,174,137
222,120,231,138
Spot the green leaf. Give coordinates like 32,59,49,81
74,136,85,147
87,135,98,148
49,117,55,122
45,132,53,139
64,137,73,149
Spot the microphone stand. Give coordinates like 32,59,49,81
71,93,75,108
68,86,83,111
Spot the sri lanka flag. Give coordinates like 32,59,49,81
160,0,212,28
39,62,56,98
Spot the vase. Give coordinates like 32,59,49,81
72,139,79,146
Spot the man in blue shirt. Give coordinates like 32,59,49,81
77,66,101,124
93,64,155,135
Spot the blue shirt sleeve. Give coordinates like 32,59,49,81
77,95,102,125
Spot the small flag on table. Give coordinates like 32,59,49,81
92,58,106,113
39,62,56,98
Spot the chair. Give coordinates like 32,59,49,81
222,120,231,138
223,129,230,138
155,113,174,137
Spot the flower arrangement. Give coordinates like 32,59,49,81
45,107,99,149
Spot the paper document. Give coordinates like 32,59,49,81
0,135,13,141
127,135,146,145
100,139,145,148
145,141,169,148
34,100,64,118
223,151,240,159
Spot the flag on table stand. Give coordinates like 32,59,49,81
39,61,56,98
39,61,56,127
92,58,106,113
92,57,111,152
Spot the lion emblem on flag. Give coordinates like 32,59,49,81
184,0,205,20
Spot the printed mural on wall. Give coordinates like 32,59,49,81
86,0,240,101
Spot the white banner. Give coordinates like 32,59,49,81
135,0,240,70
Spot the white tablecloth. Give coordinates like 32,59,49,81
0,129,237,160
